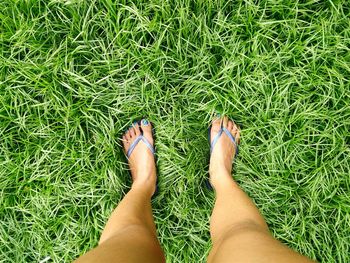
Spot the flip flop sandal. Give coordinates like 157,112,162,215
125,119,159,196
206,118,239,190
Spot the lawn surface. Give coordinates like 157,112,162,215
1,0,350,262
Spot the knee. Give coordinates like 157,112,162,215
209,221,271,262
99,224,156,245
226,220,268,235
211,219,269,246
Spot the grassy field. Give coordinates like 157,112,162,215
1,0,350,262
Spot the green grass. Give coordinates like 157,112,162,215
1,0,350,262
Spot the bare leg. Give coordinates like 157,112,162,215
207,116,314,263
75,120,165,263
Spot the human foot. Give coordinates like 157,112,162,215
122,119,157,195
209,115,240,186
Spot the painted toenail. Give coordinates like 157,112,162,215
142,119,149,126
215,112,221,118
132,121,138,126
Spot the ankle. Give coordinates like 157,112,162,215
209,165,231,177
131,174,156,195
209,169,235,189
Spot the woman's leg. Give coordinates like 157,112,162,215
75,120,165,263
207,116,314,263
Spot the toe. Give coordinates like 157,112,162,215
235,124,240,144
227,120,233,131
122,135,129,152
222,116,229,128
232,122,240,144
129,125,136,137
133,122,141,136
211,115,222,140
140,118,154,145
211,113,222,129
125,129,132,141
212,117,221,129
231,122,238,136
